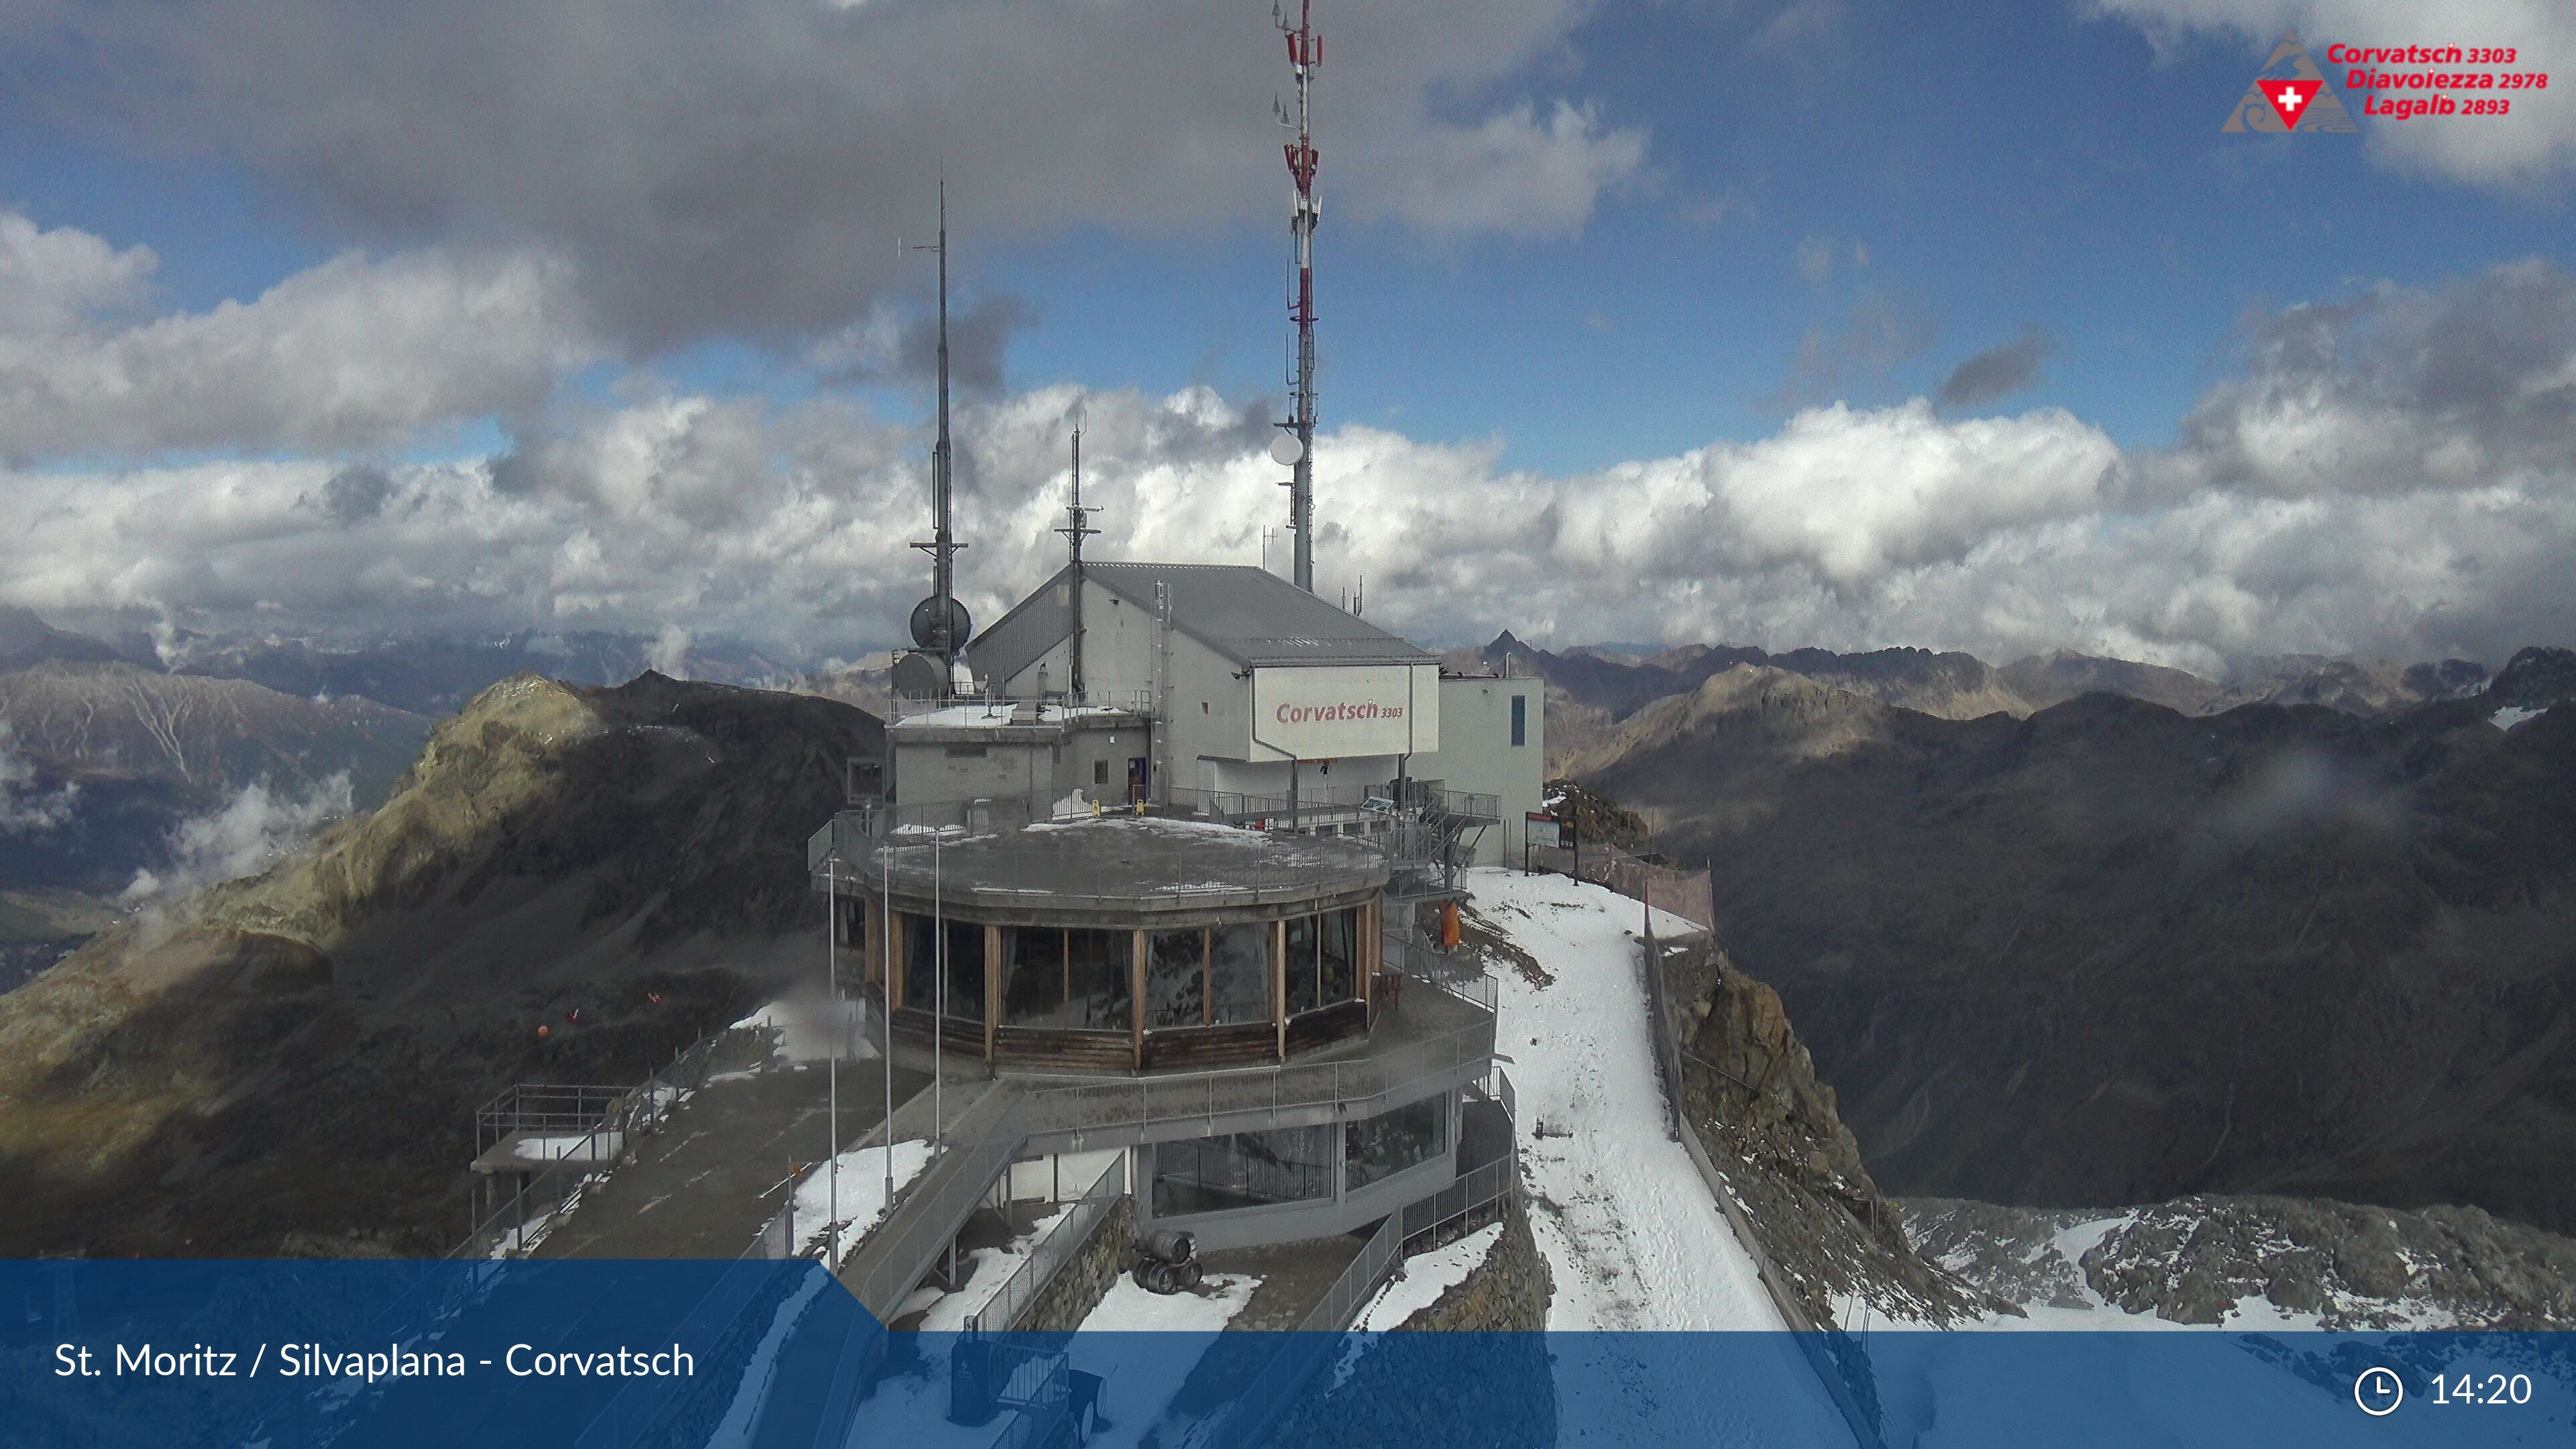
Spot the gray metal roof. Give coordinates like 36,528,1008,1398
971,561,1432,684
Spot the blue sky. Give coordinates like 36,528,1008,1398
0,1,2572,669
6,3,2561,473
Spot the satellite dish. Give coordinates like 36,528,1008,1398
890,651,949,699
1268,432,1305,467
908,596,974,652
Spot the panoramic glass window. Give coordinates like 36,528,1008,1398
1283,914,1319,1016
945,918,986,1022
1066,928,1130,1030
1321,907,1358,1003
1209,922,1270,1025
1345,1093,1449,1189
1151,1126,1334,1216
1144,928,1205,1028
1001,926,1069,1027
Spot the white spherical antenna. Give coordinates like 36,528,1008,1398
1269,432,1305,467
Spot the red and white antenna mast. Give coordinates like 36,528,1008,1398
1275,1,1322,594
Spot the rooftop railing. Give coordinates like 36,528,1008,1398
888,689,1155,723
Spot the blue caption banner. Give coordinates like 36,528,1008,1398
1,1260,2570,1448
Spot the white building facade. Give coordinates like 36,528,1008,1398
895,561,1541,864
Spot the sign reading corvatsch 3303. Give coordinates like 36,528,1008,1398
1250,663,1441,759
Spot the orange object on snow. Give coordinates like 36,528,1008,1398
1440,900,1462,950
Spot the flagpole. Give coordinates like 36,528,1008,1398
826,859,840,1269
943,830,953,1144
883,833,895,1209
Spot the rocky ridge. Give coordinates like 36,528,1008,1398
1909,1194,2576,1329
1569,657,2576,1234
0,671,881,1256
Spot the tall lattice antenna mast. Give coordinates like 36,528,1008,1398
1052,419,1099,696
1274,1,1323,594
906,177,969,669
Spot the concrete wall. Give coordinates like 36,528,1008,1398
1413,674,1546,865
890,717,1148,814
891,735,1054,809
1015,1195,1138,1336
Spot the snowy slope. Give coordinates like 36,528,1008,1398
1464,866,1854,1448
1468,866,1780,1332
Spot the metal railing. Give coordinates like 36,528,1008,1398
474,1084,629,1159
847,1090,1032,1321
812,802,1392,907
1399,1152,1515,1246
447,1024,773,1262
981,1342,1078,1449
1529,841,1717,934
889,689,1155,722
963,1153,1129,1334
1188,1067,1520,1449
1200,1212,1404,1449
1014,1018,1496,1147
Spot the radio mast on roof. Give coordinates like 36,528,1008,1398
1053,421,1099,696
1274,1,1323,595
904,178,971,679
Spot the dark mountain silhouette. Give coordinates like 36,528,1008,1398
1569,660,2576,1232
0,672,879,1256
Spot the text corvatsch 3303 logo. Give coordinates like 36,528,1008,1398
2224,30,2546,130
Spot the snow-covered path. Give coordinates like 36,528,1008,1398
1466,867,1854,1448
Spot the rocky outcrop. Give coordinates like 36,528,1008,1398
1663,935,1986,1327
1909,1194,2576,1329
0,672,883,1257
1389,1201,1553,1332
2490,646,2576,710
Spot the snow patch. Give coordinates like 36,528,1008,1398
1354,1222,1504,1331
788,1138,934,1258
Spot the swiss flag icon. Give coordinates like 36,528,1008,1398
2262,79,2323,130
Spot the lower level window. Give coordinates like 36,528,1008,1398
1152,1126,1333,1216
1345,1094,1449,1189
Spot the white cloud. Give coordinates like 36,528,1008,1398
121,771,354,908
2090,1,2576,195
0,0,1646,347
0,213,591,460
0,724,80,834
0,213,157,334
2,262,2570,678
1354,100,1649,239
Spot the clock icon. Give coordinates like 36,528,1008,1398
2355,1366,2405,1417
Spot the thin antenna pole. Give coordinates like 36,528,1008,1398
909,178,967,665
1277,1,1323,594
1053,418,1099,698
932,831,943,1139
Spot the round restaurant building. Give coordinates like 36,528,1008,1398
828,814,1387,1072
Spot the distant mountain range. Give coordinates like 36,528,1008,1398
0,609,818,924
1446,631,2496,771
1563,645,2576,1234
